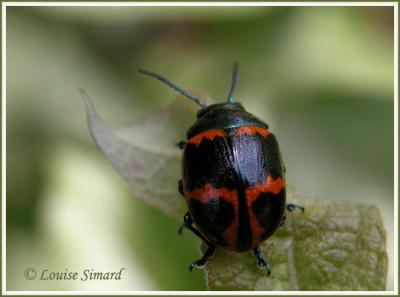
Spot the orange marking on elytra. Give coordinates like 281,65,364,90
245,174,285,248
221,190,239,251
184,182,239,251
221,215,239,251
187,129,228,147
246,174,285,204
235,126,271,138
248,210,265,248
185,183,237,204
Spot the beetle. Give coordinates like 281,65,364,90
139,64,304,275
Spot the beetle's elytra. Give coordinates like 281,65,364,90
139,64,304,275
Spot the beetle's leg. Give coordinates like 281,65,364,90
278,214,286,228
286,203,305,213
177,141,186,150
178,180,184,197
178,212,210,244
252,247,271,276
178,212,216,270
178,212,189,234
189,244,215,271
178,213,209,243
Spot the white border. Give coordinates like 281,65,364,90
1,1,398,6
1,1,398,296
2,291,400,296
393,2,399,295
2,0,7,296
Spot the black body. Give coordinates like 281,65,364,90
183,118,286,252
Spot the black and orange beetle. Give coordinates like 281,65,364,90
139,64,304,275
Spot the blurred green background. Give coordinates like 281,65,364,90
6,6,394,291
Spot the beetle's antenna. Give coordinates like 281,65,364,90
227,63,239,103
138,69,207,108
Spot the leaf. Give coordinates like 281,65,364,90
82,89,212,219
204,189,388,291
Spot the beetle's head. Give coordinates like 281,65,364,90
196,102,244,118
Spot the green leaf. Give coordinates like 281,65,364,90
82,89,212,219
204,189,387,291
